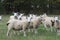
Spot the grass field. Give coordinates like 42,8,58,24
0,15,60,40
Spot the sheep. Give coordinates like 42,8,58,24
28,15,42,34
51,17,60,33
40,14,55,32
6,16,31,37
52,17,60,35
53,17,60,30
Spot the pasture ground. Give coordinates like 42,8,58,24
0,15,60,40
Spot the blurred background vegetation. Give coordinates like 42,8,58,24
0,0,60,15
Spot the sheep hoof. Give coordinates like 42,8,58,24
7,34,9,36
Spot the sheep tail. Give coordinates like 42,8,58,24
7,23,9,26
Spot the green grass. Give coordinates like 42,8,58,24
0,15,60,40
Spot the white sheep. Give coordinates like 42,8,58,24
54,17,60,29
28,15,41,34
52,17,60,35
7,16,31,37
40,14,55,32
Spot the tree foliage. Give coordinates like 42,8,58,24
0,0,60,14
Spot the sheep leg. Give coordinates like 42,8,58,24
33,26,38,34
7,30,10,36
7,27,11,36
54,25,57,32
44,24,48,31
33,28,38,34
13,31,18,35
31,29,34,32
7,24,13,36
13,31,16,35
34,29,38,34
28,26,31,32
50,26,53,32
23,27,26,37
28,29,31,32
24,31,26,37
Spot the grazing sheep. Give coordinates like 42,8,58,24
53,17,60,29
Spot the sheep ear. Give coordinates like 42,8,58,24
51,20,55,26
51,20,54,23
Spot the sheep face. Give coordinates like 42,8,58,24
20,14,24,16
14,13,18,16
27,17,32,23
54,17,58,21
51,17,58,27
